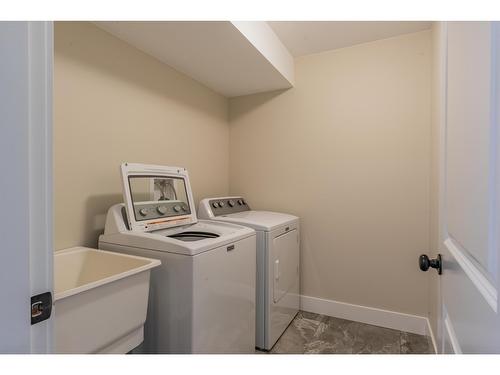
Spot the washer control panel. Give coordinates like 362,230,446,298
209,197,250,216
133,200,190,221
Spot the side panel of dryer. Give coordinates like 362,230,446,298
192,235,257,353
97,241,194,353
267,221,300,349
255,230,268,350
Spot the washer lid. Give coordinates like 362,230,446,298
213,211,298,231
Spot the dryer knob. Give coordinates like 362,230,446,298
237,199,243,205
139,208,148,216
173,205,182,213
219,201,225,207
228,200,235,207
212,202,219,208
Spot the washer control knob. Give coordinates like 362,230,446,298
157,206,168,215
237,199,243,205
219,201,225,207
181,204,188,211
173,205,182,213
241,199,246,205
139,208,148,216
228,200,235,207
212,202,219,208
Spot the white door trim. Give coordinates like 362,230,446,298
445,237,498,312
28,21,54,354
431,20,449,354
425,318,438,354
443,310,462,354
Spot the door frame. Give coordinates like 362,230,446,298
433,20,448,354
0,21,54,353
28,21,54,354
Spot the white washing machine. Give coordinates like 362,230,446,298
99,164,256,353
198,197,300,350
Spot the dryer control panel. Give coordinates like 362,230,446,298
205,197,250,217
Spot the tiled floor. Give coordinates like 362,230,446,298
266,311,434,354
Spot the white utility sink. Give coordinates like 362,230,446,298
54,246,161,354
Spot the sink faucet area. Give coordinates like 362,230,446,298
54,247,160,354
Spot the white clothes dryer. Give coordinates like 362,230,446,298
99,164,256,353
198,197,300,351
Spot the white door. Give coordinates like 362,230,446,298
0,21,53,353
437,21,500,353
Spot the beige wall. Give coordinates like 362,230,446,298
229,31,432,316
54,22,229,250
54,23,434,318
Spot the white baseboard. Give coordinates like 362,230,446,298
300,295,429,336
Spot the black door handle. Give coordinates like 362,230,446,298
419,254,442,275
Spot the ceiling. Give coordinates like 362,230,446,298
96,21,293,97
95,21,433,98
268,21,432,57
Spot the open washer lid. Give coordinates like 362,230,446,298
121,162,197,232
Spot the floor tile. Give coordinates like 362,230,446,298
400,332,434,354
351,323,401,354
270,311,325,354
312,316,359,354
270,310,435,355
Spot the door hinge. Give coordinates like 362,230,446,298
31,292,52,325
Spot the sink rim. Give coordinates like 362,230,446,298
54,246,161,301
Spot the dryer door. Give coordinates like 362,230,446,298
272,228,299,303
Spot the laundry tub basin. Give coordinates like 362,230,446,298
54,246,161,353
